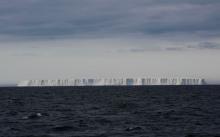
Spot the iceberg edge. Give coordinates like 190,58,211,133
17,78,207,87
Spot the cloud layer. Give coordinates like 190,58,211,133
0,0,220,40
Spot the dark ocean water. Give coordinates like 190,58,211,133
0,86,220,137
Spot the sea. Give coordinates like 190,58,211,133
0,86,220,137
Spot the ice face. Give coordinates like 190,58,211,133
17,78,206,87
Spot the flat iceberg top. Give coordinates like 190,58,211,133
17,78,207,87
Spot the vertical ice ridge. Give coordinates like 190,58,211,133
17,78,207,87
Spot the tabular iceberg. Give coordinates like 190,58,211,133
17,78,207,87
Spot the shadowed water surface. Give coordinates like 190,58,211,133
0,86,220,137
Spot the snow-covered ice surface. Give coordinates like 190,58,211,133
17,78,206,87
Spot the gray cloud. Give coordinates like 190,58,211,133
0,0,220,40
186,42,220,50
197,42,220,49
164,47,184,51
125,47,179,53
165,42,220,51
119,41,220,53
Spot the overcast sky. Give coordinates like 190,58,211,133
0,0,220,84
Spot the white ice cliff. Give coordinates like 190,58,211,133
17,78,207,87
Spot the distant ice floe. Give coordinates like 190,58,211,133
17,78,207,87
